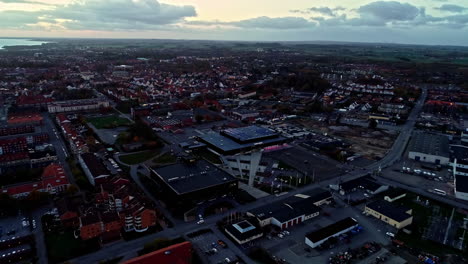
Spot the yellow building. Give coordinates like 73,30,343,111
364,200,413,229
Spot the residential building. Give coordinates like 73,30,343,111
1,163,69,198
78,153,110,185
79,213,103,240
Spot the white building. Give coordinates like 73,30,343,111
48,98,110,113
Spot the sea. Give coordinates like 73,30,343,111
0,38,48,49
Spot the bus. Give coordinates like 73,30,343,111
433,189,447,196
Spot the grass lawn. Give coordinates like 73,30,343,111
119,150,161,165
87,115,132,129
45,231,100,263
153,152,177,164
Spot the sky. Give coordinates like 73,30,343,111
1,0,468,45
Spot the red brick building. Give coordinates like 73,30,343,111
122,241,193,264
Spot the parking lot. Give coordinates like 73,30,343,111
189,230,240,264
0,214,34,240
265,146,344,182
250,198,393,264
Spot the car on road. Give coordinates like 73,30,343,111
217,240,227,248
386,232,395,238
197,220,205,224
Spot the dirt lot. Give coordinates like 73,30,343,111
299,119,398,160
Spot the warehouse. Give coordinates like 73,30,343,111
305,217,358,248
338,176,388,196
248,195,321,230
364,200,413,229
408,132,450,165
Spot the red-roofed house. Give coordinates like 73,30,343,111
122,241,193,264
1,163,70,198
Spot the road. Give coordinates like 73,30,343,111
41,113,75,186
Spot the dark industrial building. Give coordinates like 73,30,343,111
149,160,238,205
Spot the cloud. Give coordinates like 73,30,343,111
0,0,52,5
232,16,315,29
307,1,468,30
357,1,420,22
290,6,345,17
188,16,315,30
0,10,40,28
435,4,468,13
0,0,197,30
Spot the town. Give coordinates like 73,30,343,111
0,39,467,264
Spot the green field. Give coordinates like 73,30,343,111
87,115,132,129
119,150,161,165
153,152,177,165
45,231,100,263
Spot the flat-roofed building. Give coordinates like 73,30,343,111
149,160,238,205
451,145,468,201
248,195,321,230
364,200,413,229
305,217,358,248
48,98,109,113
225,220,263,245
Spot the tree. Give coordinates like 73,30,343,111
369,119,378,129
66,185,79,195
195,114,204,123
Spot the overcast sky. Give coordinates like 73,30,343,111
1,0,468,45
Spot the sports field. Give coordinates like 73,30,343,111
87,115,132,129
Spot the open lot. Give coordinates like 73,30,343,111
87,115,132,129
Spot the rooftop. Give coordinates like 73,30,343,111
221,126,278,143
226,220,263,243
305,217,358,243
456,175,468,193
249,195,321,223
199,126,287,154
408,132,450,157
366,200,412,222
151,160,237,195
451,145,468,163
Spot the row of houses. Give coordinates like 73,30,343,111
56,114,89,154
1,163,70,197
